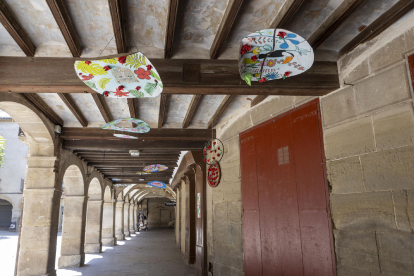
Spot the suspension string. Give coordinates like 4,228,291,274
259,27,278,80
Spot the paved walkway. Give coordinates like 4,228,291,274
57,228,196,276
0,230,19,276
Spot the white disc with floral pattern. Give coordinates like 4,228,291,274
74,52,163,98
239,29,314,85
101,118,150,133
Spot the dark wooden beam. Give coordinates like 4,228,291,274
310,0,366,49
105,177,171,181
45,0,81,57
251,95,268,107
0,0,35,56
210,0,243,59
127,98,138,118
108,0,126,54
270,0,305,28
22,93,64,126
208,95,235,129
0,58,339,96
58,94,88,127
91,94,113,123
164,0,179,58
340,0,414,57
158,94,169,128
89,162,176,167
61,128,214,140
63,140,204,150
182,95,202,128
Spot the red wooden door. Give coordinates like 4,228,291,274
240,99,336,276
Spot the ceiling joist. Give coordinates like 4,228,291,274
91,94,113,123
108,0,126,54
270,0,306,28
45,0,81,57
251,95,268,107
23,93,64,126
164,0,180,58
208,95,235,129
127,98,139,118
158,94,169,128
0,58,339,96
63,139,204,150
0,0,35,56
182,95,202,128
58,94,88,127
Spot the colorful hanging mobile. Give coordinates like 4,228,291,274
239,29,314,85
113,134,138,139
148,181,167,189
74,52,163,98
207,162,221,188
112,178,123,181
143,164,168,173
202,138,224,165
101,118,150,133
136,172,151,175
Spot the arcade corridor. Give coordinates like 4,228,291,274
57,229,195,276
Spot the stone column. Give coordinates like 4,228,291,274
134,204,139,232
114,200,124,241
123,202,130,237
17,157,60,276
84,199,103,253
101,200,115,245
58,195,87,268
129,203,135,234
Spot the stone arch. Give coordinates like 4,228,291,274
85,178,103,253
102,185,115,246
0,194,14,208
58,164,87,268
104,185,112,203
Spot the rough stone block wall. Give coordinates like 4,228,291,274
147,198,175,228
321,26,414,276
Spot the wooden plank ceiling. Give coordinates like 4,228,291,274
1,0,412,188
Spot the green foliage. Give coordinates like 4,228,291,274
101,58,118,64
144,82,157,96
126,54,147,68
263,44,272,51
129,90,145,98
0,136,6,166
150,71,161,82
84,81,97,90
97,78,111,89
75,61,108,76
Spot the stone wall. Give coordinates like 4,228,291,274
147,198,175,228
208,18,414,275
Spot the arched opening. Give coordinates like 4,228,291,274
0,198,12,229
58,165,86,269
101,185,115,246
85,178,103,253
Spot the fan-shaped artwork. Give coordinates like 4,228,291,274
208,162,221,188
148,181,166,189
203,138,224,165
143,164,168,173
113,134,138,139
136,172,151,175
239,29,314,85
112,178,123,181
74,52,163,98
101,118,150,133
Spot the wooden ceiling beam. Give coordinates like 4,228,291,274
0,0,36,56
23,93,64,126
182,95,202,129
61,127,214,140
164,0,179,58
310,0,366,49
89,162,176,167
63,140,204,150
251,95,268,107
208,95,235,129
0,58,339,96
108,0,126,54
58,94,88,127
127,98,139,118
158,94,169,128
340,0,414,57
91,94,113,123
210,0,243,59
45,0,81,57
270,0,306,28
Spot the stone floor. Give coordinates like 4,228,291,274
57,228,196,276
0,230,19,276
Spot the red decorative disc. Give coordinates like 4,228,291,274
207,162,221,188
202,138,224,165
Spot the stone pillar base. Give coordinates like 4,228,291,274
115,234,124,241
125,231,130,237
129,228,135,234
58,254,82,269
102,237,115,246
84,243,102,253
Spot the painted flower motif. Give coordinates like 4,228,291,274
118,56,127,64
259,78,267,83
136,86,141,91
104,91,109,97
103,66,111,71
283,71,291,80
254,73,260,78
265,72,279,80
134,68,151,80
251,55,258,62
147,65,153,71
268,59,276,67
278,31,286,39
85,61,92,65
240,44,252,55
252,47,261,55
247,37,253,43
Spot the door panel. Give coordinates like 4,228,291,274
240,99,336,276
160,209,170,227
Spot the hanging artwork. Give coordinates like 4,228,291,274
74,52,163,98
113,134,138,139
207,162,221,188
136,172,151,175
197,193,201,218
202,138,224,165
148,181,166,189
101,118,150,133
112,178,123,181
143,164,168,173
239,29,314,85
